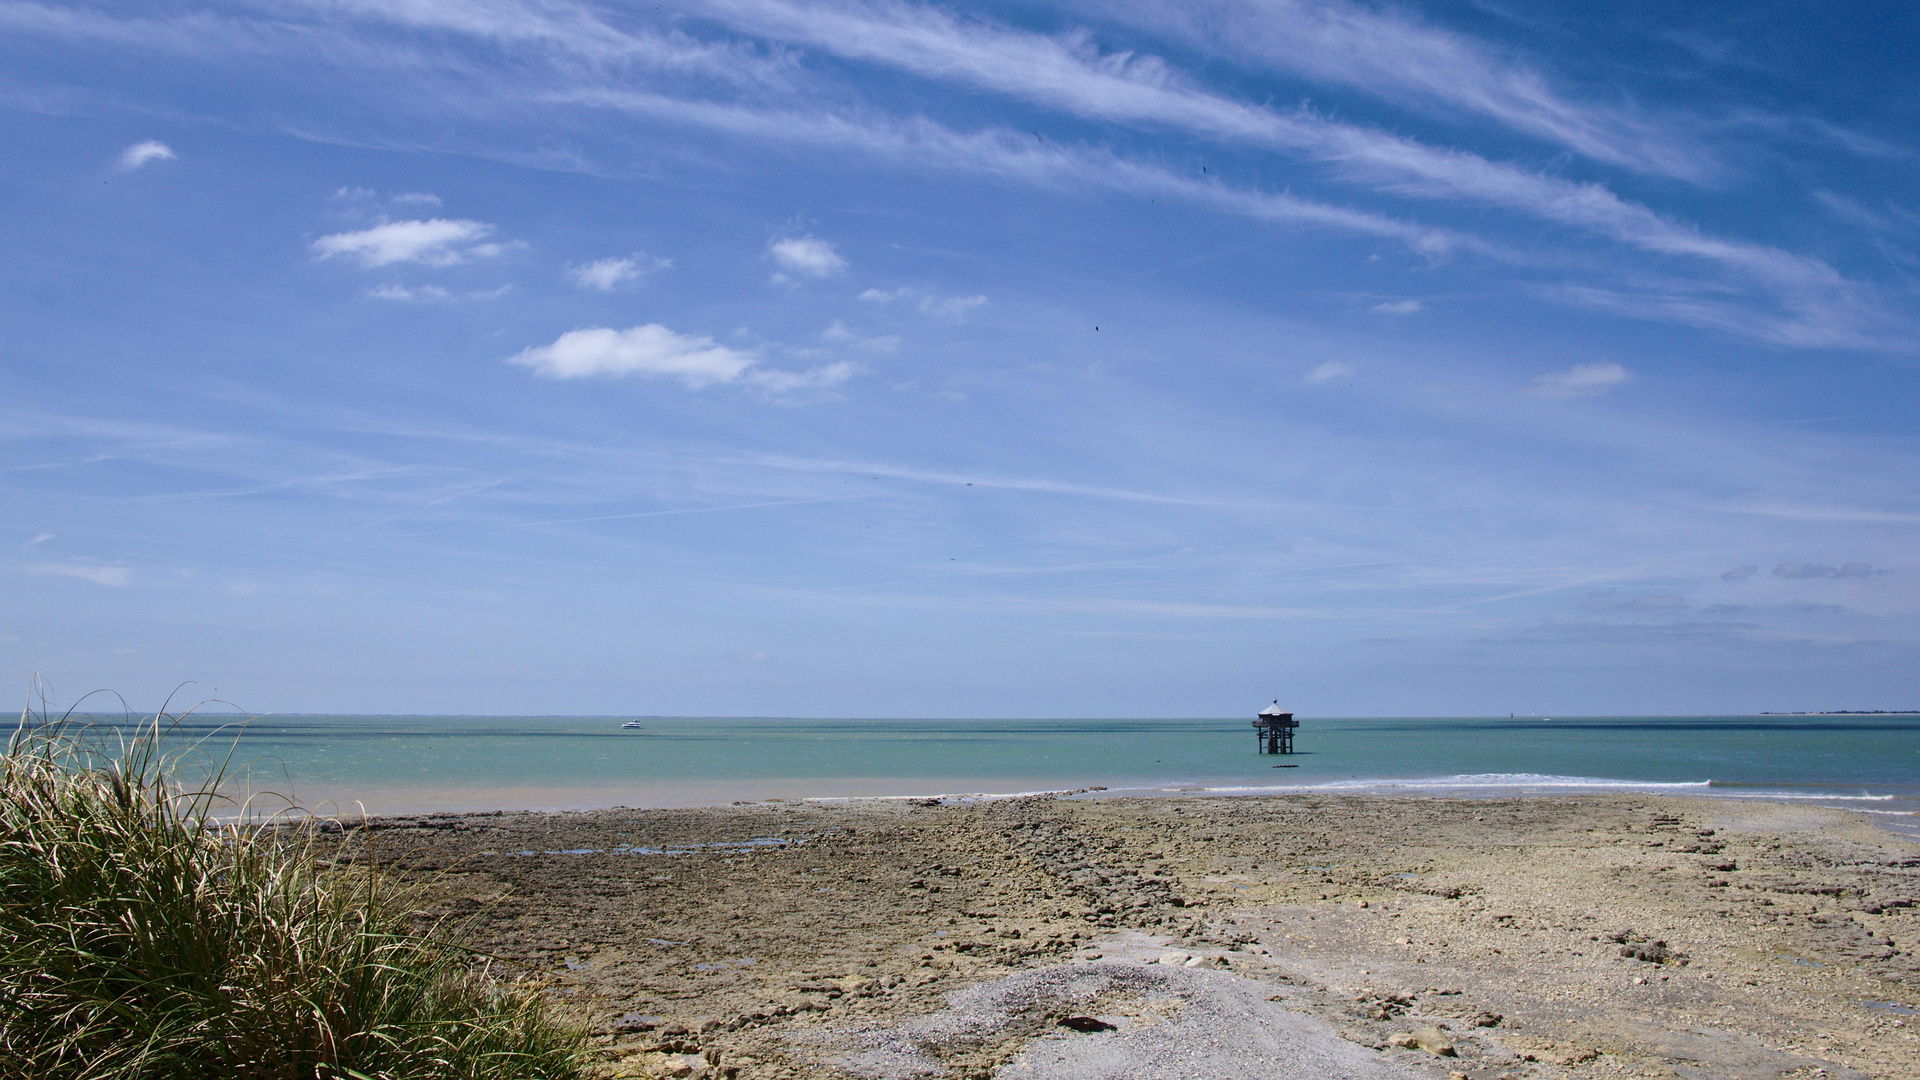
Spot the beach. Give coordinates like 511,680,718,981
347,793,1920,1079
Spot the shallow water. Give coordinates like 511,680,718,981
59,712,1920,826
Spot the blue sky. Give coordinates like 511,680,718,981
3,0,1917,717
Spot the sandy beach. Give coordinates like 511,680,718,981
348,794,1920,1079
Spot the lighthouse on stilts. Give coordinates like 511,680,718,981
1253,701,1298,754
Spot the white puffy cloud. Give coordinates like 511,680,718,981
312,219,497,267
1304,361,1355,384
859,287,908,302
511,324,859,393
28,563,129,586
569,254,670,291
1372,299,1424,314
769,235,847,278
119,140,175,170
1529,361,1629,398
511,325,755,386
571,257,638,291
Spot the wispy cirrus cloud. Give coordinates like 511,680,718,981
686,0,1683,232
569,89,1458,251
1078,0,1711,179
1541,282,1889,350
326,0,1712,188
27,562,129,586
682,0,1895,347
7,0,1909,349
317,0,793,88
0,0,1482,261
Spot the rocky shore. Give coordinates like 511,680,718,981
347,794,1920,1079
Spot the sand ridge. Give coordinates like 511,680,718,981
343,794,1920,1079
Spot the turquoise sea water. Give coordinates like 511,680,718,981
72,713,1920,828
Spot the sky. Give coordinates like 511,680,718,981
2,0,1917,717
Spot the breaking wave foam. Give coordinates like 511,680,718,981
1195,773,1714,795
1702,790,1897,802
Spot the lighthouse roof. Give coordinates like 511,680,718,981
1257,703,1290,717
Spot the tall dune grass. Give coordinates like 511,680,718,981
0,709,588,1080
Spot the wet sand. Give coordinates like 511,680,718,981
349,794,1920,1079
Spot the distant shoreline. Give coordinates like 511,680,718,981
1757,710,1920,715
48,711,1920,723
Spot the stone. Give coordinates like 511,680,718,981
1620,940,1675,963
1414,1025,1456,1056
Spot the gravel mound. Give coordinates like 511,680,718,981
824,960,1424,1080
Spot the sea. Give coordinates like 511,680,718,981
58,712,1920,835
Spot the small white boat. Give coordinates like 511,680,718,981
621,720,644,730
